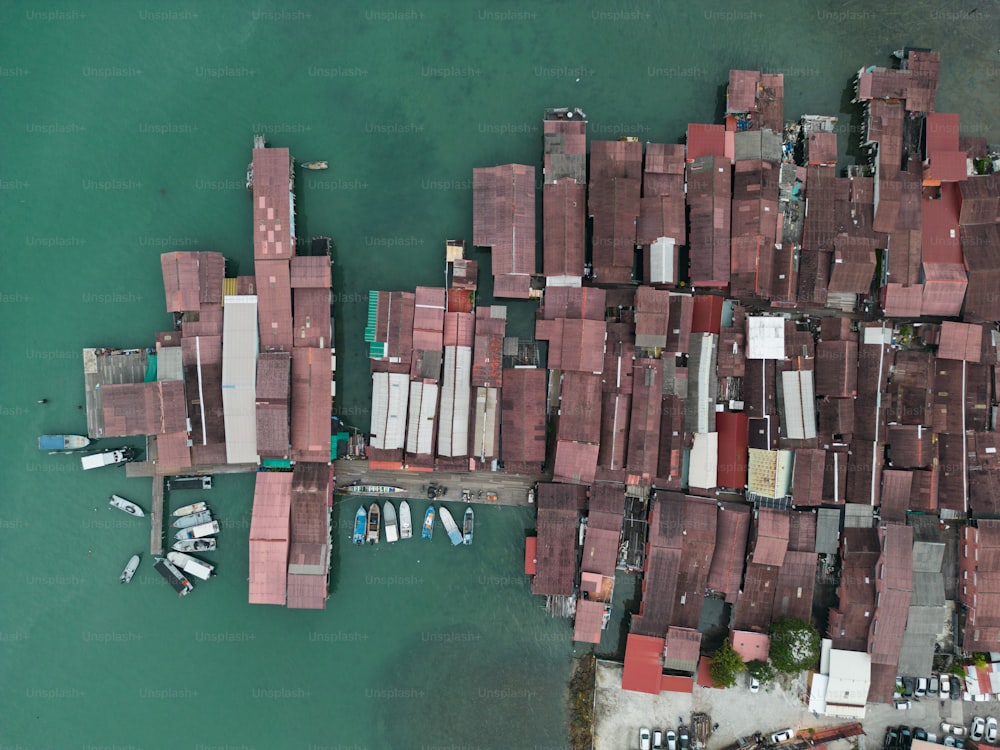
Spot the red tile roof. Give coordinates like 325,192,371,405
290,347,331,463
717,412,749,489
255,258,293,352
249,471,292,605
622,634,665,694
252,147,292,260
288,255,331,289
686,123,726,160
543,179,586,279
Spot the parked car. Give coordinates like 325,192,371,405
951,678,963,700
916,678,928,697
940,675,951,699
666,730,677,750
971,717,986,743
896,700,912,710
771,729,795,744
914,728,928,743
944,738,957,748
941,722,967,737
903,677,916,697
987,717,997,744
885,727,900,749
654,729,663,750
750,677,761,693
640,728,652,750
679,728,690,750
900,727,913,749
929,676,939,695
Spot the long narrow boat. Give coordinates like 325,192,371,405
352,506,367,545
172,538,216,553
109,494,145,517
171,510,212,529
463,507,474,546
175,520,220,540
422,506,435,540
383,501,398,543
153,557,193,596
167,551,215,581
366,502,380,544
39,434,91,451
301,160,328,170
399,501,413,540
120,554,140,583
438,506,463,546
341,484,407,496
173,501,208,517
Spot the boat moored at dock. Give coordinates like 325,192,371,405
463,507,474,546
38,434,91,451
353,506,367,545
172,538,216,553
167,476,212,491
366,502,380,544
384,501,398,543
422,506,435,540
439,506,463,546
341,484,407,496
81,446,134,470
153,557,194,596
167,551,215,581
109,494,145,517
120,554,140,583
175,520,220,540
171,510,212,529
399,501,412,539
173,501,208,517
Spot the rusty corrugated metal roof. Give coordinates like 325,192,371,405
101,381,188,436
290,347,331,463
252,147,292,260
472,164,536,295
543,179,586,279
255,258,293,352
289,255,331,289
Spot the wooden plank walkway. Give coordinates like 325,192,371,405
150,477,164,555
83,348,149,439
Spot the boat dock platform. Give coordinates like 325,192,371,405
82,348,150,439
150,478,164,555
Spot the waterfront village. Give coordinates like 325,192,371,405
73,48,1000,749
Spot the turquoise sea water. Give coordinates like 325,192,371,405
1,2,998,748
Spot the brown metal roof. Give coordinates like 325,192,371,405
888,424,933,468
959,175,1000,226
286,573,328,609
665,294,694,354
589,174,641,285
100,381,188,436
753,509,789,566
598,391,631,471
687,156,732,286
557,371,603,443
828,237,877,294
733,561,779,632
937,321,984,362
543,110,586,183
814,340,858,398
634,286,670,350
292,288,330,349
771,550,816,622
155,431,192,470
792,449,826,506
543,179,586,279
818,397,854,441
255,258,293,352
962,223,1000,321
161,252,225,312
290,347,331,463
880,469,913,523
532,490,579,596
707,502,751,602
869,525,913,668
252,147,292,261
540,286,606,321
727,69,761,113
472,164,536,295
633,545,681,637
656,395,684,489
625,359,662,483
288,255,331,289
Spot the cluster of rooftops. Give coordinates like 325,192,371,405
364,48,1000,710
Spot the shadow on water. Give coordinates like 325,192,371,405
838,77,867,169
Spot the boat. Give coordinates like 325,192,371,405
301,160,328,170
167,551,214,581
175,520,220,540
153,557,193,596
173,501,208,517
341,484,407,496
172,538,216,553
171,510,212,529
399,501,412,539
81,446,134,470
422,506,435,540
109,494,145,517
38,434,91,451
384,501,398,543
120,554,140,583
366,502,380,544
167,475,212,491
438,506,463,546
352,506,366,545
463,507,474,546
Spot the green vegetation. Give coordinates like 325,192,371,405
769,618,821,673
568,653,596,750
950,662,967,677
710,640,746,688
974,653,989,668
746,659,775,685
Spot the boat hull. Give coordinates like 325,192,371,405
422,507,435,540
384,501,398,543
167,551,214,581
172,538,217,553
175,520,220,540
399,501,412,539
173,501,208,517
39,434,91,451
342,485,407,496
352,506,367,545
438,506,463,546
463,507,474,545
366,503,380,544
110,494,145,517
171,510,212,529
120,554,140,583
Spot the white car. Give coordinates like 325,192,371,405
987,717,997,744
895,700,912,710
666,730,677,750
750,677,761,693
940,674,951,699
941,722,967,737
915,677,928,697
654,730,663,750
640,728,651,750
972,716,986,742
771,729,795,744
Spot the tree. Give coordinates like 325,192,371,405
769,617,821,673
746,659,775,685
710,640,746,688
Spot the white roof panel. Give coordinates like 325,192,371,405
747,316,785,360
688,432,718,490
222,296,259,464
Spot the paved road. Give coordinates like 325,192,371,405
333,460,548,507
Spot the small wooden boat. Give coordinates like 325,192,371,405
463,507,474,546
439,506,463,546
422,506,435,540
173,502,207,517
366,502,380,544
399,501,413,539
352,506,366,545
384,501,398,543
301,161,328,170
109,494,145,517
172,538,216,553
341,484,407,496
120,554,140,583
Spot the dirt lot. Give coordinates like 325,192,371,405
593,660,989,750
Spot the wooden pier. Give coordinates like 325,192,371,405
82,348,149,439
150,477,164,555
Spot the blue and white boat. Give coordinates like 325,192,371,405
352,506,366,545
38,434,91,451
422,506,435,540
438,506,463,546
463,507,474,546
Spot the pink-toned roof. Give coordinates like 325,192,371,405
730,630,770,662
292,288,331,348
707,501,751,602
549,318,605,373
921,262,967,316
686,123,726,160
249,471,292,606
807,132,838,166
926,112,960,153
501,367,547,469
161,252,200,312
472,164,536,291
100,381,188,436
532,492,578,595
412,286,446,353
540,285,606,321
286,573,327,609
754,509,789,566
634,286,670,348
289,255,331,289
543,179,587,278
472,307,505,387
290,347,331,463
622,634,665,694
252,147,292,260
442,310,475,349
938,321,983,362
256,258,293,352
882,283,925,317
557,371,603,443
155,431,191,470
573,598,607,644
249,539,289,605
524,536,537,575
922,183,963,263
727,69,761,113
554,440,600,486
925,151,968,183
